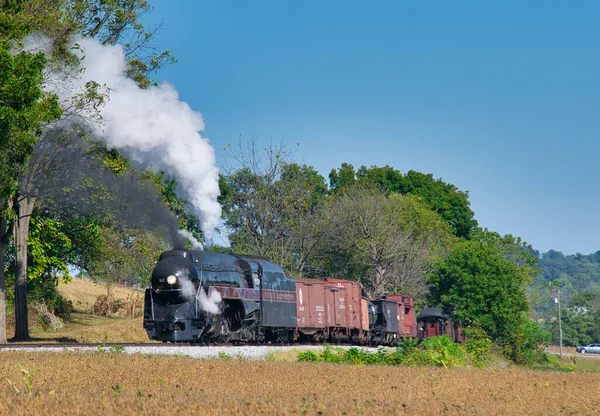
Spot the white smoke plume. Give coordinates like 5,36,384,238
177,274,197,301
177,270,221,314
177,229,204,251
198,287,222,315
26,34,221,244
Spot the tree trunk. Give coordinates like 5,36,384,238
0,216,10,344
14,195,35,341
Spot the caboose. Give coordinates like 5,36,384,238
416,307,465,343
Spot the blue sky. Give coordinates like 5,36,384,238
145,1,599,255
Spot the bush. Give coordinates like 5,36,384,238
420,335,464,367
400,350,438,367
27,277,73,318
396,337,418,355
504,317,550,366
463,327,493,368
297,351,318,362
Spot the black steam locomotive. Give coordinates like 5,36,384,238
143,250,297,343
143,249,463,344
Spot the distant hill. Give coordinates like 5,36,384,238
529,250,600,318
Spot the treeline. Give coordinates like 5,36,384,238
530,250,600,346
218,140,547,364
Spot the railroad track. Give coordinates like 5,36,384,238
0,342,317,349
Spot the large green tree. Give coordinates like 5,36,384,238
0,6,62,340
329,164,477,239
1,0,178,340
320,185,454,297
428,234,541,360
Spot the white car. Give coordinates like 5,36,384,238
576,343,600,353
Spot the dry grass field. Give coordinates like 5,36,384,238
57,278,144,314
0,351,599,415
6,279,152,344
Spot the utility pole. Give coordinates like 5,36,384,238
555,287,563,358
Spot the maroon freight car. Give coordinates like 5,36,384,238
294,278,328,341
294,278,370,343
325,278,369,343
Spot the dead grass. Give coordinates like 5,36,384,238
0,352,599,415
58,278,143,315
4,279,152,344
6,313,151,344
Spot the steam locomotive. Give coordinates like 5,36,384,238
143,249,464,344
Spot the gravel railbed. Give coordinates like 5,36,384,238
0,344,385,360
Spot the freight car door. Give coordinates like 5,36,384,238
334,288,347,327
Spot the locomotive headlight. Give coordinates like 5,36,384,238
166,275,177,285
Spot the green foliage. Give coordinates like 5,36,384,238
399,349,439,367
6,365,35,396
396,337,418,354
428,239,532,345
328,162,357,191
297,350,318,362
319,185,454,297
0,38,61,205
108,345,126,353
420,335,464,367
87,226,164,287
27,216,72,282
463,327,493,368
329,164,477,239
64,0,176,88
532,250,600,343
220,139,328,276
297,337,482,368
506,317,550,366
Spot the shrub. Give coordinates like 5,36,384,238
397,337,418,355
297,351,318,362
504,317,550,366
463,327,493,368
420,335,464,367
400,350,438,367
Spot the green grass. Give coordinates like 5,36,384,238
532,353,600,372
296,337,477,368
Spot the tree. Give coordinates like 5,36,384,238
219,138,329,276
399,170,477,239
545,291,599,347
320,185,454,297
1,0,177,340
273,162,327,277
86,226,163,314
428,237,537,358
328,162,356,193
0,10,63,340
330,164,478,239
219,138,293,258
64,0,176,88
